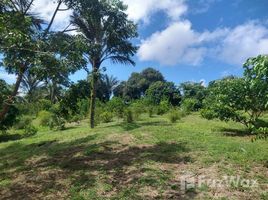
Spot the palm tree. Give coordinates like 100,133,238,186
71,0,137,128
21,70,45,102
102,74,119,99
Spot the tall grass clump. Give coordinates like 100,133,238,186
124,109,134,123
168,109,187,123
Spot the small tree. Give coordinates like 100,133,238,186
202,55,268,129
145,81,181,106
113,67,165,101
107,97,125,119
180,81,207,110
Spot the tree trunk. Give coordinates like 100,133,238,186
89,65,99,128
0,70,24,122
50,81,57,104
43,0,62,37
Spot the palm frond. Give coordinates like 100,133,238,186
71,12,95,41
108,55,135,66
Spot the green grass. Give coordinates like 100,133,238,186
0,113,267,199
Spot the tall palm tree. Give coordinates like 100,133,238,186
71,0,137,128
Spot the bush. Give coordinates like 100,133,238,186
124,109,133,123
130,100,146,120
23,125,38,137
147,106,154,117
168,109,188,123
38,99,53,111
168,110,181,123
48,115,65,130
100,111,113,123
94,100,106,126
181,98,200,112
107,97,125,119
70,115,83,124
252,127,268,141
200,108,216,120
37,110,53,126
156,100,170,115
77,98,89,118
14,115,33,129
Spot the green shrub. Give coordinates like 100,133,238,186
156,106,165,115
168,109,188,123
100,111,113,123
77,98,89,118
107,97,125,119
38,99,52,111
147,106,154,117
178,109,188,118
252,127,268,141
48,115,65,130
168,110,181,123
14,115,33,129
130,100,146,120
23,125,38,137
200,108,216,120
70,115,83,124
181,98,200,112
37,110,53,126
156,100,170,115
124,109,133,123
93,100,106,126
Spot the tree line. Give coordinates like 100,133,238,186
1,0,268,140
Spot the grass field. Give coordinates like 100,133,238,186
0,114,267,199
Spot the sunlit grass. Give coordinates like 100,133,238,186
0,113,267,199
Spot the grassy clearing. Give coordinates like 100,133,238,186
0,114,267,199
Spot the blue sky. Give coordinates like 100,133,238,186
1,0,268,85
71,0,268,86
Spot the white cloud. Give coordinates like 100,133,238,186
191,0,221,14
138,21,203,65
138,20,226,66
138,21,268,66
31,0,72,31
123,0,187,23
218,22,268,65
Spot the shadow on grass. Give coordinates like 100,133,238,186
0,132,37,143
0,133,23,143
104,120,171,131
219,128,254,137
0,124,85,143
0,134,193,199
